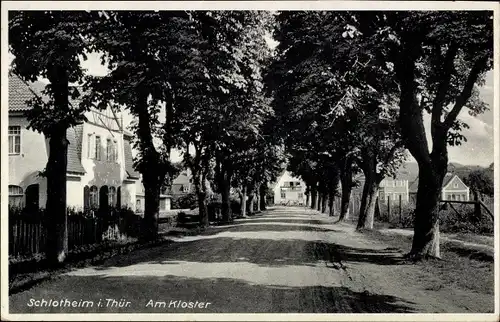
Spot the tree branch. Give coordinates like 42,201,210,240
443,57,488,130
431,42,458,139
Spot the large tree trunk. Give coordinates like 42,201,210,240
310,185,317,209
409,164,446,258
259,184,267,210
321,192,327,213
44,71,70,266
135,92,162,242
45,126,69,265
357,156,383,230
142,173,160,241
193,173,208,227
306,186,310,208
256,184,261,212
338,158,353,221
248,187,255,215
328,187,335,217
327,169,339,217
240,186,247,216
220,165,232,223
317,193,322,211
197,191,208,227
356,174,381,230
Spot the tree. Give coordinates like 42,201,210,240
464,168,494,199
9,11,98,264
342,11,493,258
84,11,193,240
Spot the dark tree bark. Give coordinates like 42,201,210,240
306,185,310,208
255,184,261,212
321,192,327,213
317,192,322,211
240,186,247,216
392,35,486,258
259,184,267,210
44,71,70,265
45,126,69,265
135,91,162,242
310,184,317,209
357,151,384,230
247,186,255,215
193,172,209,227
338,158,353,221
327,168,340,217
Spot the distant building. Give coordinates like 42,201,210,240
353,165,415,204
409,173,470,202
170,169,194,195
270,171,306,205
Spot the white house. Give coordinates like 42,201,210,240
8,73,142,211
270,170,307,205
409,173,470,202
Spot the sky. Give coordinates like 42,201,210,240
9,37,495,167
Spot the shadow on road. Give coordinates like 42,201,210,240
9,274,416,313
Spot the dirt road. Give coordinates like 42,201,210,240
9,207,494,313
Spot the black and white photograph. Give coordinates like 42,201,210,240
1,1,499,321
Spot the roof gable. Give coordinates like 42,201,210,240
408,173,468,193
123,138,140,179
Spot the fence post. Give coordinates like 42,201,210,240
399,194,402,224
387,196,391,221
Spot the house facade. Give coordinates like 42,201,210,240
270,171,306,205
8,74,141,212
352,163,417,204
409,173,470,202
170,169,194,195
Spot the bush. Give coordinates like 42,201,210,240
380,201,493,235
172,193,198,210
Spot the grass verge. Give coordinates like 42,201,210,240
359,229,494,295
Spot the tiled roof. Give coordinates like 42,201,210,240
409,173,457,193
124,139,140,179
9,73,85,112
9,73,48,112
66,125,86,174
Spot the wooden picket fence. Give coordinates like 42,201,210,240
9,215,106,257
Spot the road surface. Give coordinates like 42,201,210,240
9,207,493,313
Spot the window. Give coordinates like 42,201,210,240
160,198,166,210
453,183,458,188
281,192,286,199
113,140,118,161
298,192,303,199
136,199,142,212
84,186,90,209
106,139,118,162
87,134,93,158
451,194,456,200
109,186,117,206
116,187,121,207
8,185,23,207
8,126,21,154
95,136,101,160
89,186,99,208
106,139,112,161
